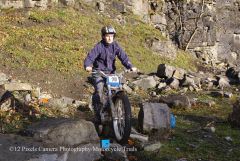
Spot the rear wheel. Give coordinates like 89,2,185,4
112,92,131,144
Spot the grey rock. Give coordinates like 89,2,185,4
148,39,177,59
217,76,231,89
24,0,37,8
27,154,65,161
104,143,128,161
132,76,157,90
138,103,171,132
150,13,167,25
181,76,196,87
150,91,157,97
60,0,75,6
73,100,88,108
207,126,216,133
224,92,233,98
159,94,191,108
129,0,149,18
112,1,126,13
67,143,102,161
169,78,180,89
0,73,9,85
210,126,216,133
157,82,167,89
26,118,99,146
123,84,133,94
172,68,185,80
39,93,52,100
144,142,162,151
4,83,32,91
130,127,149,143
0,134,58,161
35,0,48,10
211,91,224,97
157,64,175,78
81,0,94,3
0,133,102,161
46,97,75,113
225,136,233,142
226,67,240,81
0,0,24,9
96,1,104,12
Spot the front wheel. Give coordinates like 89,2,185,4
112,92,131,144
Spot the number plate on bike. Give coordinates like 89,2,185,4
107,75,120,87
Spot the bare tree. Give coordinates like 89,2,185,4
185,0,205,51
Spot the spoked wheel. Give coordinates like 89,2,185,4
113,92,131,144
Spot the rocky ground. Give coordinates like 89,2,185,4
1,61,240,161
1,0,240,160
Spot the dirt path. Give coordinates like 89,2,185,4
0,65,92,100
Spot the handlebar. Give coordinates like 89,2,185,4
91,69,135,77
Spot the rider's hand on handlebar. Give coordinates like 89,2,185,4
85,66,93,73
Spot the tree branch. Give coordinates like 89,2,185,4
185,0,205,51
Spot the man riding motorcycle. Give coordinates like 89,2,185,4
84,26,137,123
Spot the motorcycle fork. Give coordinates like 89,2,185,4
107,85,118,121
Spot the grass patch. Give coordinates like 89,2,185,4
0,7,196,75
132,92,240,161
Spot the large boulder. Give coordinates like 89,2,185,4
132,76,157,90
25,118,99,146
0,134,102,161
138,103,171,132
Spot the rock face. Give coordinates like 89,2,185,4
164,0,240,64
146,38,177,59
138,103,171,132
1,0,239,64
25,118,99,146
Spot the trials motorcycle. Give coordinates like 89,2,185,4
89,69,132,144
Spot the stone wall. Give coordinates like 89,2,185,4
162,0,240,64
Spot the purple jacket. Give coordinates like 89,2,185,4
84,40,133,72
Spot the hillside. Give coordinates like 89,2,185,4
0,6,195,99
1,1,240,161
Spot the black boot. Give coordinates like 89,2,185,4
94,102,103,125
